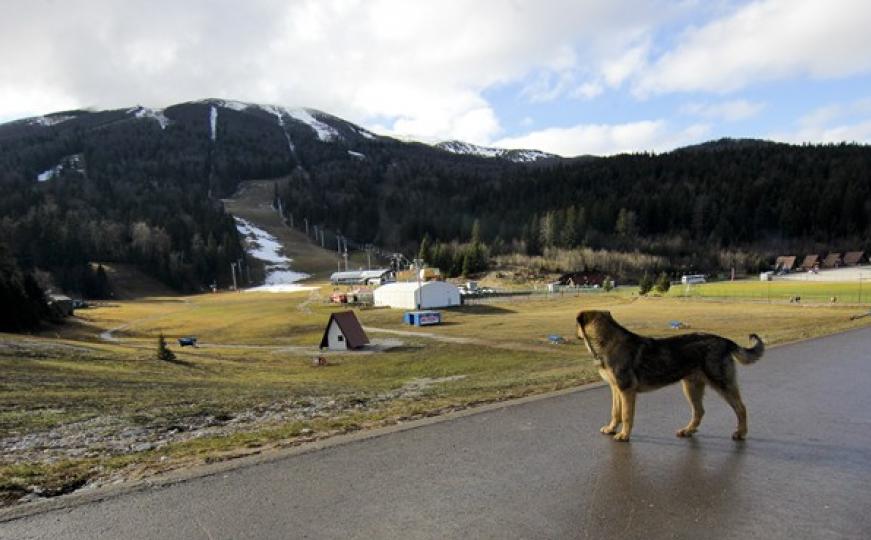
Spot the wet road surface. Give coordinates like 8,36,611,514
3,327,871,539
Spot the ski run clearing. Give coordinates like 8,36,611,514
233,216,313,293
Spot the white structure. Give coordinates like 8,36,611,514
373,281,461,310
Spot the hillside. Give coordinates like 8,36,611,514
1,100,870,306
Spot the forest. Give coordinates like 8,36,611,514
1,101,870,329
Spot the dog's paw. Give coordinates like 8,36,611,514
731,430,746,441
613,432,631,442
676,428,696,438
600,425,618,435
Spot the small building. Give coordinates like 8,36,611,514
319,311,370,351
403,310,442,326
396,267,443,282
330,269,394,286
822,252,843,269
47,294,74,317
373,281,461,310
558,271,606,287
774,256,797,273
843,251,865,266
799,254,820,271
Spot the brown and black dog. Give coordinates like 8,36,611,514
577,310,764,442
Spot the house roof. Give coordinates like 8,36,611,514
375,281,458,292
330,269,391,281
775,256,796,269
844,251,865,265
319,310,369,349
800,254,819,268
822,253,842,268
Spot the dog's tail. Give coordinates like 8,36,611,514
732,334,764,365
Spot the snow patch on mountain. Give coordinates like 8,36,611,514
29,115,76,127
435,140,557,162
209,106,218,141
234,217,310,289
217,100,250,112
36,154,84,182
284,108,339,142
127,106,170,130
347,150,366,159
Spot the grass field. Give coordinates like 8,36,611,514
667,279,871,304
2,278,870,505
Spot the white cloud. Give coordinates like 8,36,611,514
634,0,871,95
681,100,765,122
771,98,871,143
492,120,710,156
0,0,673,145
572,82,604,100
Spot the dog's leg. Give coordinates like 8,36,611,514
600,384,622,434
598,369,621,434
710,381,748,440
676,377,705,437
716,385,748,440
614,389,636,442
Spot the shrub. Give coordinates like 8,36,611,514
156,333,176,362
654,272,671,294
638,273,653,295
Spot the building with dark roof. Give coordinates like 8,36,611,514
319,311,370,351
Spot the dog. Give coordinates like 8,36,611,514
576,310,764,442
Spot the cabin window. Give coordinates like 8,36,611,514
337,335,344,341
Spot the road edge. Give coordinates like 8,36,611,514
0,380,608,523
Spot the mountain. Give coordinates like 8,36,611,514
1,98,870,307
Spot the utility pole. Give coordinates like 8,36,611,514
246,263,252,284
231,262,237,291
860,272,863,304
343,248,349,271
320,229,325,247
289,213,294,229
304,218,309,237
366,245,371,270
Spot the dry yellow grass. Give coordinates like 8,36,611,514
2,281,869,506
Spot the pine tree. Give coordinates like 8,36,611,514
638,273,653,296
418,235,431,266
157,333,176,362
654,272,671,294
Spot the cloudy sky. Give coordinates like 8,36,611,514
2,0,870,156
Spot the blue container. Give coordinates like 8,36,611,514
404,310,441,326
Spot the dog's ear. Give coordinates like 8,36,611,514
576,310,586,326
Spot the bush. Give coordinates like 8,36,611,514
638,273,653,295
603,276,614,292
156,333,176,362
654,272,671,294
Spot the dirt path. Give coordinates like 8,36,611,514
363,326,569,354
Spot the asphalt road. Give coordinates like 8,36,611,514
3,327,871,539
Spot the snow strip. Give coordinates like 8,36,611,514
347,150,365,159
285,108,339,142
209,106,218,141
260,105,296,157
234,217,310,290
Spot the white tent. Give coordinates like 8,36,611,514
373,281,460,310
